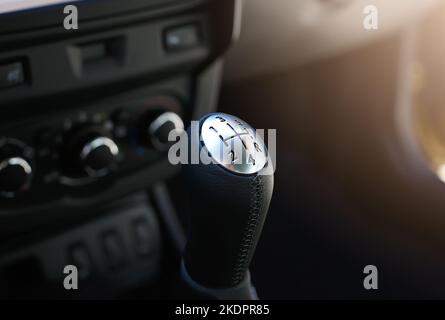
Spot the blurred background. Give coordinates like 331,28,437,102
206,0,445,299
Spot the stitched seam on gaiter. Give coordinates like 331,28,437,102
231,175,263,286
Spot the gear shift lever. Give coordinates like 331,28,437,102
181,113,274,299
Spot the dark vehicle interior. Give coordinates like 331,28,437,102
1,0,445,300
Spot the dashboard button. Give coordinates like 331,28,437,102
68,244,93,280
0,61,25,89
132,218,153,257
101,231,127,270
164,24,202,52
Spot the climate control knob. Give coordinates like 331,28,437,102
0,139,33,197
140,111,184,151
80,136,119,177
63,127,119,178
0,157,32,198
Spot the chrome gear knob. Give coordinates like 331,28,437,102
181,113,274,297
200,113,269,175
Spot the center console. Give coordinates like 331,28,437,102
0,0,240,298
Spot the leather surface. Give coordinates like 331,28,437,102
183,116,274,288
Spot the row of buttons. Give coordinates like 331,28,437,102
68,217,154,280
0,23,202,91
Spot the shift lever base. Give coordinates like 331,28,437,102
183,164,273,288
180,260,258,300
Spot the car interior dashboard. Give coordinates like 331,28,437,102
1,0,445,302
0,0,240,299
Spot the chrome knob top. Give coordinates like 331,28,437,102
200,113,268,175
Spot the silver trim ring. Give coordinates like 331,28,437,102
80,137,119,177
0,157,32,197
149,112,184,150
